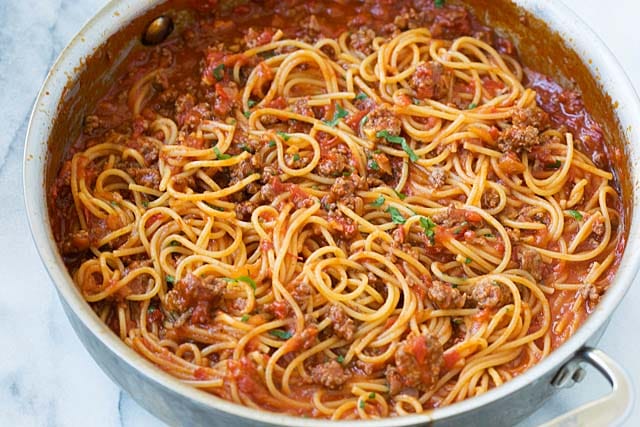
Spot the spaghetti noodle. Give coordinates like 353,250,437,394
50,0,624,420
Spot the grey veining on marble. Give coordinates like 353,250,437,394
1,0,638,426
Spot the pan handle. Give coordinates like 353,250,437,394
540,348,633,427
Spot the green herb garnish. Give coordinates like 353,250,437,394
214,147,231,160
169,240,180,247
269,329,293,340
241,314,250,322
359,400,366,409
468,102,477,109
355,92,368,101
545,160,562,170
465,257,472,264
386,206,406,224
277,131,291,141
568,210,583,221
243,111,251,118
368,159,380,171
371,195,385,207
268,140,276,148
247,99,257,107
419,216,436,243
393,189,407,200
292,153,300,161
166,275,175,285
376,130,419,162
224,275,257,291
324,104,349,127
435,0,445,8
368,392,376,399
213,63,225,81
337,355,345,364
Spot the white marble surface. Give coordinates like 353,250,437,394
1,0,639,425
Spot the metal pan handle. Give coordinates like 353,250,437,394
540,348,633,427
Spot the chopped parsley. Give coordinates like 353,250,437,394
376,130,419,162
419,216,436,243
337,355,345,364
355,92,368,101
434,0,445,8
268,140,276,148
142,200,149,208
269,329,293,340
166,275,175,285
468,102,477,109
368,392,376,399
224,275,257,291
371,195,385,207
324,104,349,127
453,318,463,325
214,147,231,160
147,306,157,314
386,206,406,224
413,98,421,105
568,210,583,221
247,99,257,107
277,131,291,141
243,110,251,118
169,240,180,247
359,400,366,409
545,160,562,170
368,159,380,171
110,201,119,207
484,233,494,238
213,63,225,81
241,314,250,322
393,189,407,200
465,257,472,264
292,153,301,161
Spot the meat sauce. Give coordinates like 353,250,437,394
49,0,625,416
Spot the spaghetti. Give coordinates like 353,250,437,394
50,0,624,420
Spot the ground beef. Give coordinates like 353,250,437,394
426,280,466,309
310,360,349,389
516,246,544,281
349,27,376,56
317,150,349,177
291,98,314,117
470,278,512,309
498,124,542,153
428,167,446,188
389,4,472,39
361,105,402,142
410,62,450,100
481,189,500,209
127,167,161,189
263,300,291,319
591,216,605,239
126,137,159,165
431,206,481,229
578,283,600,303
512,105,550,129
230,154,263,195
322,174,367,211
165,273,226,323
328,304,356,341
386,333,443,394
235,200,259,221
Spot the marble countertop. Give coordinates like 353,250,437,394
1,0,639,425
